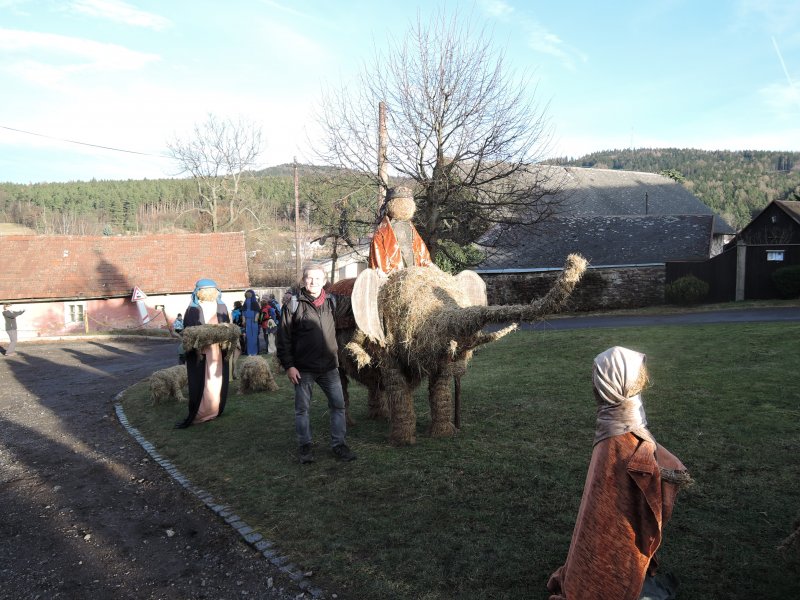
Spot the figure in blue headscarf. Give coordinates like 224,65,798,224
176,278,232,429
242,289,260,356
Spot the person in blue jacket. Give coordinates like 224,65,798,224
242,289,260,356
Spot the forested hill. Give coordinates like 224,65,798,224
551,148,800,230
4,150,800,235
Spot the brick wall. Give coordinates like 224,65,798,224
482,265,666,311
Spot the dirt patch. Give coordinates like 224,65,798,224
0,339,306,599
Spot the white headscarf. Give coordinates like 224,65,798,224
592,346,655,446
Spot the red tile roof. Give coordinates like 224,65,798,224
0,232,250,302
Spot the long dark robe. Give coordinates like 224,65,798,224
243,292,260,356
175,304,231,429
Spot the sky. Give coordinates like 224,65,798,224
1,0,799,184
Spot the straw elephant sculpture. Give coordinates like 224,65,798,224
330,253,587,446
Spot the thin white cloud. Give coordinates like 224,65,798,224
479,0,514,18
258,20,328,65
257,0,312,20
478,0,587,71
735,0,800,37
523,19,587,71
68,0,171,31
0,0,32,15
0,29,159,85
760,82,800,118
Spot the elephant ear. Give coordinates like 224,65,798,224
455,270,488,306
352,268,386,345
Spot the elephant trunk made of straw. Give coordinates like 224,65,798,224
339,253,588,446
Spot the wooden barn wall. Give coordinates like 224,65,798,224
744,244,800,299
666,248,737,303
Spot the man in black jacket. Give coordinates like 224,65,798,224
277,265,356,464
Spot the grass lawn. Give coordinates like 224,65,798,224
121,322,800,599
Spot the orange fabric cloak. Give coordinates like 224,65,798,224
368,217,432,274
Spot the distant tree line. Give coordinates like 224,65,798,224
0,165,379,285
5,147,800,282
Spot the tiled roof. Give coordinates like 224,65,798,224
477,215,713,271
0,232,249,302
551,167,736,235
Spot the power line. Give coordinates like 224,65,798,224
0,124,170,158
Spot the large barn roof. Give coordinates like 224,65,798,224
0,232,249,302
477,214,714,272
552,167,735,235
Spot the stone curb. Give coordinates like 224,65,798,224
113,395,328,599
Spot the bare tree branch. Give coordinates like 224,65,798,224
167,114,263,232
315,9,564,265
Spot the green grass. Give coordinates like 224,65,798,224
122,323,800,599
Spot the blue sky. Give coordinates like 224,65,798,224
1,0,798,184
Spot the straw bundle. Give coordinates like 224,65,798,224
181,323,240,353
149,365,188,405
377,266,471,371
238,355,279,394
383,361,416,445
338,254,586,445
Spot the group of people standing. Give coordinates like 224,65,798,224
230,290,280,357
174,271,356,463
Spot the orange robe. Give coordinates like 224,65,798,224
547,433,686,600
368,217,432,274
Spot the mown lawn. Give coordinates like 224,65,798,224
121,323,800,599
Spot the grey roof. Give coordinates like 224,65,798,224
477,215,714,271
551,167,735,235
774,200,800,226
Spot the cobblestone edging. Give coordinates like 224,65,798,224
113,397,328,599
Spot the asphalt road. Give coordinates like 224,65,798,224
0,338,302,600
521,306,800,330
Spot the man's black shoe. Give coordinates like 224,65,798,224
332,444,356,462
299,444,314,464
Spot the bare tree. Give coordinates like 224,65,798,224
315,9,564,265
302,170,376,279
167,114,263,232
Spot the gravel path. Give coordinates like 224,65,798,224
0,338,312,600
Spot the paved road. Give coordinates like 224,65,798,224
0,338,300,600
519,306,800,330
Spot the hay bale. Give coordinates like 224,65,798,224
149,365,188,405
238,355,280,394
181,323,240,353
378,266,474,374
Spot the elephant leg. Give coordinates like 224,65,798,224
451,355,469,430
367,385,388,420
384,364,416,446
453,374,461,430
428,370,456,438
367,370,389,420
339,367,355,427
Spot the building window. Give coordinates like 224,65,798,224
67,303,85,323
766,250,785,262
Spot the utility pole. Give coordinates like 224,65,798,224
378,101,388,213
294,157,301,281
